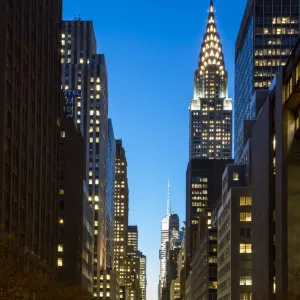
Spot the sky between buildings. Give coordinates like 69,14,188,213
63,0,247,299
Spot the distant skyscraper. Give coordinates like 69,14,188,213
0,0,61,274
189,0,232,160
235,0,300,161
128,226,138,255
139,252,147,300
107,119,116,270
159,182,180,300
61,21,109,296
114,140,129,286
126,226,141,300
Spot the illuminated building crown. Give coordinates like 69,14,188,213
198,0,225,76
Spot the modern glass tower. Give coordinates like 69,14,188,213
189,0,232,160
235,0,300,162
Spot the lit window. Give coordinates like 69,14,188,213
80,58,84,64
58,244,63,252
57,258,63,267
240,276,252,286
233,173,239,181
59,218,64,224
96,85,101,91
240,243,252,253
59,189,64,195
240,212,252,222
240,197,252,206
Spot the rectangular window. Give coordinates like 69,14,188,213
240,276,252,286
58,244,63,252
240,243,252,253
240,212,252,222
240,292,252,300
240,197,252,206
57,258,63,267
233,173,239,181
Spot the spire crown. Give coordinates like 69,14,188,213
167,179,171,216
198,0,225,75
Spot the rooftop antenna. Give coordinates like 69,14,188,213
167,179,171,216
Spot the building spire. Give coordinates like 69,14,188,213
167,179,171,216
198,0,225,76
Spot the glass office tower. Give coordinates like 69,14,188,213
235,0,300,162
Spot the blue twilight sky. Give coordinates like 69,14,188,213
63,0,247,299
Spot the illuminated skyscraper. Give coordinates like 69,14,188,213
61,21,108,297
114,140,129,286
159,182,180,300
189,0,232,160
235,0,300,162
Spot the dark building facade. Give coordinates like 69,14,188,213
217,165,252,300
235,0,300,161
191,226,218,300
0,0,62,274
57,115,93,291
251,39,300,299
186,159,232,274
61,20,109,296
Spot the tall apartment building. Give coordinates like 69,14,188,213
107,119,116,269
114,140,129,286
0,0,61,273
217,165,252,300
61,21,109,296
57,111,93,291
189,0,232,160
235,0,300,161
